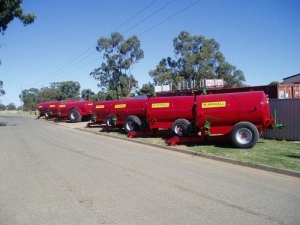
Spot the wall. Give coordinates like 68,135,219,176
262,99,300,141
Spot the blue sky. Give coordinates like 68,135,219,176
0,0,299,106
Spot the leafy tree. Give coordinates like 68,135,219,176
0,103,6,110
269,81,280,85
89,91,108,102
19,87,39,111
149,31,245,88
0,80,5,96
37,86,58,103
81,88,94,100
0,0,36,34
90,32,144,99
136,82,155,96
6,102,16,110
55,81,80,100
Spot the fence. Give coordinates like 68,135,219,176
262,98,300,141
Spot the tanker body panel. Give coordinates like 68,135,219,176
37,101,61,119
91,101,114,125
110,98,148,132
147,96,195,131
58,100,93,122
112,98,148,123
196,91,272,135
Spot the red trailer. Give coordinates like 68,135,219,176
57,100,93,123
90,98,148,131
90,100,114,125
164,91,283,148
37,101,61,119
146,96,196,136
127,91,283,148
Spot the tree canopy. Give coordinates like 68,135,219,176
90,32,144,99
149,31,245,88
0,80,5,96
0,0,36,34
19,81,81,111
6,102,16,110
81,88,94,100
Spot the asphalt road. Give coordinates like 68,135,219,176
0,115,299,225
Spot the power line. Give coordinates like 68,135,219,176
24,1,160,88
138,0,201,37
23,0,201,89
113,0,158,33
122,0,176,35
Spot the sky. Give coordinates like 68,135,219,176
0,0,299,107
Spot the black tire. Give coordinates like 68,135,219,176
124,115,141,133
231,122,259,148
105,115,114,127
172,119,191,137
68,108,82,123
44,109,51,119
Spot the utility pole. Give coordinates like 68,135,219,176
21,85,23,112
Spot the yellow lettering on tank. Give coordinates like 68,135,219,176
38,106,42,108
202,101,226,108
152,103,170,108
49,105,55,108
59,105,66,108
96,105,105,109
115,104,126,109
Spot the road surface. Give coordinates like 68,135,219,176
0,115,299,225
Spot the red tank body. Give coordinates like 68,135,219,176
37,101,61,118
195,91,273,135
90,100,114,125
91,98,148,130
58,100,93,123
110,98,148,125
147,96,195,130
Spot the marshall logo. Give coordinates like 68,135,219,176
115,104,126,109
152,103,170,108
202,101,226,108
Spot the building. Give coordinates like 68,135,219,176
282,73,300,84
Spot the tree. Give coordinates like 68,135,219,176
149,31,245,88
136,82,155,96
81,88,94,100
0,103,6,110
37,86,58,103
90,32,144,99
19,87,39,111
0,80,5,96
55,81,80,100
0,0,36,34
269,81,280,85
6,102,16,110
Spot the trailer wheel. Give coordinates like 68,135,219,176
105,115,114,126
45,109,51,119
69,108,82,123
124,115,141,133
231,122,259,148
172,119,191,137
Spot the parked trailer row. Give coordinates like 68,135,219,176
37,91,283,148
37,100,93,122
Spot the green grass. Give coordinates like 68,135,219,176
110,130,300,172
183,139,300,171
